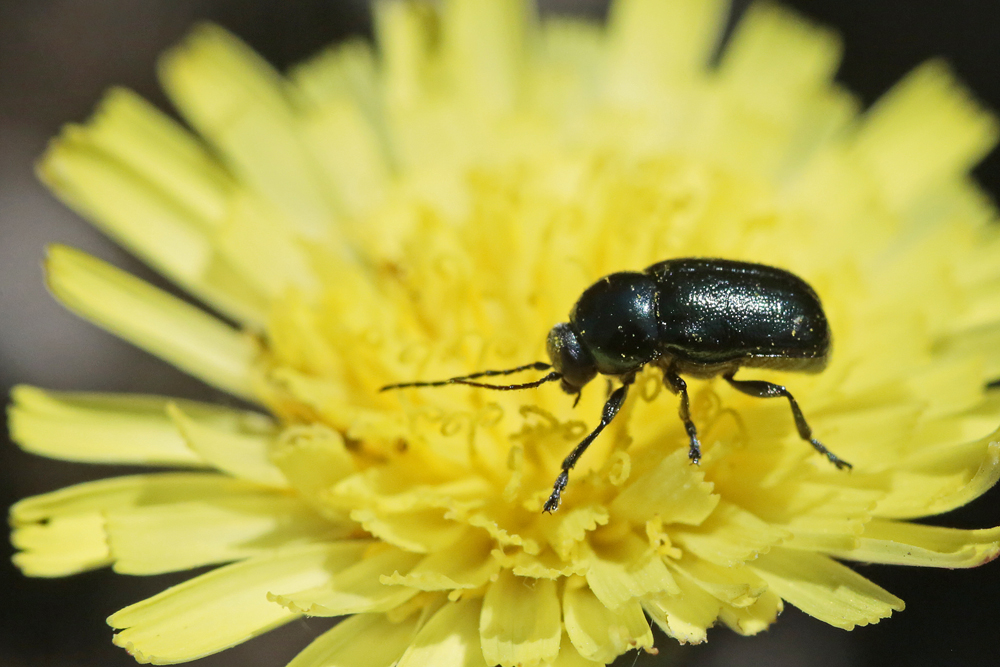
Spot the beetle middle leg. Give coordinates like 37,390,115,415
662,367,702,465
543,373,635,513
722,372,851,470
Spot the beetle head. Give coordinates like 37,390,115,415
546,322,598,394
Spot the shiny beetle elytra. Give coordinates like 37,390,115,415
382,258,850,512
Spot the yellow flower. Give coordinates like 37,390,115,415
9,0,1000,665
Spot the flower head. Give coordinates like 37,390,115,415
9,0,1000,665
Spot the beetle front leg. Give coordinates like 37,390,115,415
543,374,634,513
662,367,701,465
723,372,851,470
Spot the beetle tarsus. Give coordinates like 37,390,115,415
811,439,852,470
543,472,568,513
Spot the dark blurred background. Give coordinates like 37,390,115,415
2,2,998,666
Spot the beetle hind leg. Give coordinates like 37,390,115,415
723,372,851,470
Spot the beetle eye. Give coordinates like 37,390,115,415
546,323,597,391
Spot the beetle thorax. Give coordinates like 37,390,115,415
568,272,662,376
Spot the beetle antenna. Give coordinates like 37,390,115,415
453,371,562,391
381,361,559,392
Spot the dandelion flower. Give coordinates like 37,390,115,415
10,0,1000,665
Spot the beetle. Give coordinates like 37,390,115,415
382,258,850,512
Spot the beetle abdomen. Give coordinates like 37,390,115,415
646,258,830,371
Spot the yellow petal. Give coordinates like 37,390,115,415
272,545,421,616
606,0,727,94
67,87,232,228
853,60,999,213
37,93,268,326
718,589,784,636
11,513,110,577
11,472,259,526
8,386,205,466
381,529,499,590
758,483,881,553
270,425,357,511
299,99,390,218
642,573,722,645
333,473,491,514
669,553,768,608
583,532,678,610
480,569,562,667
373,0,433,109
610,448,719,525
749,547,904,629
829,519,1000,568
876,431,1000,519
109,542,368,663
290,39,390,215
550,504,610,561
39,133,208,279
351,506,465,553
440,0,530,111
106,492,343,575
167,402,287,487
546,634,606,667
396,597,489,667
530,19,603,117
214,191,321,299
939,323,1000,381
286,613,419,667
719,2,841,116
45,245,259,401
504,547,589,580
912,356,989,420
671,501,790,567
160,24,337,239
9,473,285,576
290,37,378,110
562,580,653,663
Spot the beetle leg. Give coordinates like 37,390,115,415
662,368,702,465
723,372,852,470
543,374,634,513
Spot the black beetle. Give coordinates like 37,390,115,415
382,258,850,512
